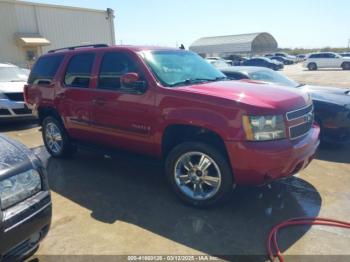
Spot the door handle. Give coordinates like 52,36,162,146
92,98,107,106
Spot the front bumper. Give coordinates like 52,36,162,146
0,99,34,120
323,126,350,144
225,125,320,185
0,191,52,261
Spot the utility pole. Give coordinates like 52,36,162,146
348,39,350,50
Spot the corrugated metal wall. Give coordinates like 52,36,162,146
0,0,115,67
0,1,24,66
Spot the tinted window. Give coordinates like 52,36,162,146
28,55,64,84
223,72,248,80
325,53,335,58
64,53,94,88
98,52,138,91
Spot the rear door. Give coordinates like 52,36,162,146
55,52,97,140
90,51,156,155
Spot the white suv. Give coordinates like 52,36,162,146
303,52,350,70
0,63,33,120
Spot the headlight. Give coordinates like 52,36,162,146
0,169,41,210
243,115,286,141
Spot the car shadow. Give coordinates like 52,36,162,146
0,119,38,132
302,69,344,72
316,144,350,164
35,147,322,258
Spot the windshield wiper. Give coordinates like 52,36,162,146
296,83,306,87
10,80,25,82
170,77,227,87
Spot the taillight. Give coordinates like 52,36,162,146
23,84,29,103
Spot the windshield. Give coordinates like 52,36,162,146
0,67,29,82
141,50,226,87
247,69,299,88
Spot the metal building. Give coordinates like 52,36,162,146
189,32,278,57
0,0,115,68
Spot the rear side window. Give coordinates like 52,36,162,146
28,55,64,84
64,53,95,88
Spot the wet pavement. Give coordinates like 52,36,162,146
1,121,350,260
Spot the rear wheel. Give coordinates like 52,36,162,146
342,62,350,70
165,142,234,207
42,116,75,158
308,63,317,71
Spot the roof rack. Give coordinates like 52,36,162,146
48,44,109,53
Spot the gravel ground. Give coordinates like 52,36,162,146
284,63,350,88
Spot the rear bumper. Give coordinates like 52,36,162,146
225,125,320,185
0,191,52,261
0,99,34,119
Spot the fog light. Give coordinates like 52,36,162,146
29,232,41,246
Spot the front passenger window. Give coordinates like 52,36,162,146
98,52,139,91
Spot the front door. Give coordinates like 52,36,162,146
90,51,156,156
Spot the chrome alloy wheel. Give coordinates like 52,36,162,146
174,152,222,200
45,122,63,154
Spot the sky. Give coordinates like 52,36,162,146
25,0,350,49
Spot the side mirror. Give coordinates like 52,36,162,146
121,72,147,93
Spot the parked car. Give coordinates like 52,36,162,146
339,52,350,57
0,63,33,121
25,44,319,207
220,66,350,144
303,52,350,70
275,52,297,63
206,57,232,65
296,54,307,61
206,58,232,68
270,56,294,65
242,57,284,70
0,135,51,260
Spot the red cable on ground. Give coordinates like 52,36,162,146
267,217,350,262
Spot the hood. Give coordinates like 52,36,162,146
0,135,35,175
301,85,350,106
178,81,310,113
0,81,26,93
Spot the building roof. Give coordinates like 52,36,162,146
190,32,278,54
2,0,109,13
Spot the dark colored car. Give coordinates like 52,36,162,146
24,44,319,207
340,53,350,57
0,135,51,261
270,56,294,65
242,57,284,71
221,66,350,144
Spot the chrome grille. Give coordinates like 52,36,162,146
286,104,313,121
287,104,314,140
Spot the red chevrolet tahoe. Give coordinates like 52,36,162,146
24,44,320,207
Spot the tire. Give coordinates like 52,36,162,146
342,62,350,70
165,142,234,208
42,116,75,158
308,63,317,71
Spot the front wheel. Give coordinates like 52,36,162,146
42,116,75,158
308,63,317,71
342,62,350,70
165,142,234,207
